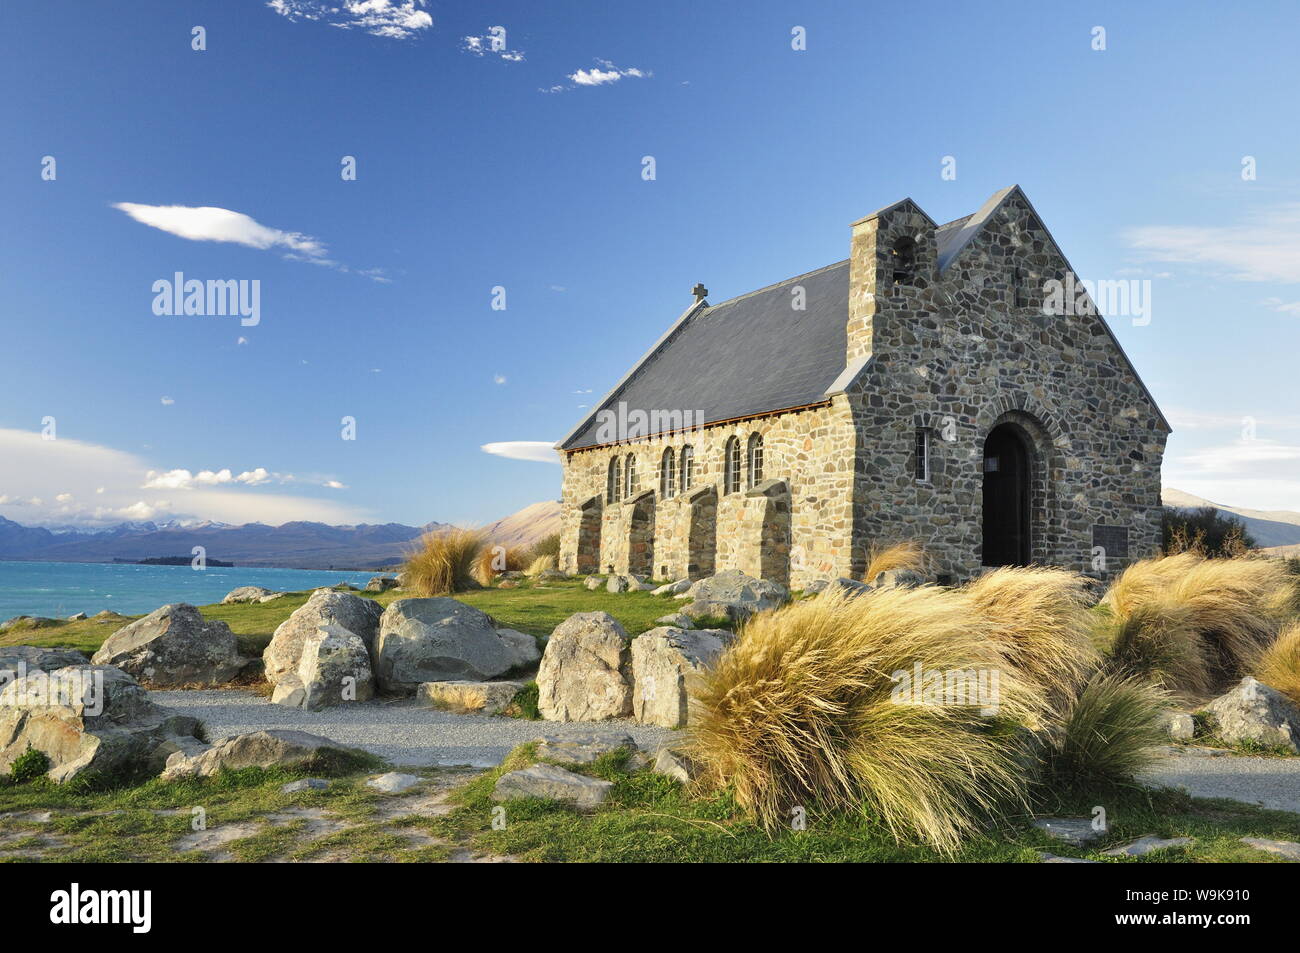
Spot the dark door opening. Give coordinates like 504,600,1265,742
981,424,1031,566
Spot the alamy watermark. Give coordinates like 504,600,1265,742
890,661,1001,715
152,273,260,326
594,401,706,445
1042,272,1150,326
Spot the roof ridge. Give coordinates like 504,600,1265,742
705,258,848,310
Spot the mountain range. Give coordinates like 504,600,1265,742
0,500,562,570
1162,488,1300,553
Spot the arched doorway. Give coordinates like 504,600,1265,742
982,424,1032,566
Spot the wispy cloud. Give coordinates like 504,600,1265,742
543,59,650,93
266,0,432,40
461,27,524,61
481,441,559,464
1126,203,1300,284
113,203,329,258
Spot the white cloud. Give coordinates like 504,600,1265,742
481,441,559,465
1164,436,1300,511
1263,296,1300,316
0,428,366,528
160,396,174,405
461,28,524,61
267,0,432,40
1126,203,1300,283
113,203,329,260
544,60,650,93
493,374,507,385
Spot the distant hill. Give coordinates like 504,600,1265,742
0,500,564,570
1163,488,1300,550
478,500,561,549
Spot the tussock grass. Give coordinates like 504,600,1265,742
473,544,529,586
1253,622,1300,706
686,587,1047,854
1098,553,1298,696
863,540,925,582
401,528,485,596
526,554,557,576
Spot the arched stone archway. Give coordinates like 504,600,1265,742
627,492,655,577
982,423,1032,566
575,496,602,575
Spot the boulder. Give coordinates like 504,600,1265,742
536,569,568,582
222,585,277,605
0,616,59,632
0,665,205,783
652,747,700,784
492,763,612,809
1102,836,1193,857
374,598,521,693
682,569,786,618
263,589,383,689
681,600,750,623
495,629,541,669
366,576,399,593
654,612,694,629
282,778,330,793
92,610,125,620
535,730,637,764
91,604,243,688
271,624,374,711
161,729,370,780
805,577,872,598
652,579,692,597
871,569,927,589
417,680,524,715
366,771,420,793
536,612,632,721
583,576,605,590
1159,709,1196,742
1201,677,1300,753
0,646,91,680
630,627,734,728
606,575,631,593
67,612,87,621
1030,817,1106,847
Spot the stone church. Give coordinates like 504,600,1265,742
556,185,1169,588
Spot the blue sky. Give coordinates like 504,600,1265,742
1,0,1298,529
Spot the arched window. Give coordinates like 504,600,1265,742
723,437,741,495
607,457,621,504
891,236,917,287
679,445,695,493
660,448,676,498
624,453,638,497
747,433,764,488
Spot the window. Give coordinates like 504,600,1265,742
1012,266,1027,309
660,448,676,498
914,428,930,483
607,457,621,503
624,453,638,497
747,433,764,488
723,437,741,494
891,236,917,287
679,445,695,493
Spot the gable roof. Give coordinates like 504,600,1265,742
559,186,1169,452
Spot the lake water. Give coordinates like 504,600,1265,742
0,561,380,619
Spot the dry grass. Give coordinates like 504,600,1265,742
863,540,926,583
473,544,530,586
401,528,485,596
1253,621,1300,706
526,554,557,576
686,587,1048,854
1098,553,1298,696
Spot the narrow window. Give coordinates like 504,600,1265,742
724,437,741,494
914,428,930,483
747,433,764,488
607,457,621,503
679,445,695,493
1012,266,1027,309
891,236,917,287
660,448,676,498
625,453,638,497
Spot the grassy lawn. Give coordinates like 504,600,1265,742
0,578,686,658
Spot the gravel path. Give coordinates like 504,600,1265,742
1139,747,1300,814
155,689,674,769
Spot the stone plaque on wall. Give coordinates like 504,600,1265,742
1091,524,1129,558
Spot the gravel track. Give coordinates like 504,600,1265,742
155,689,673,769
1139,747,1300,814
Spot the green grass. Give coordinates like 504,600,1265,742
0,577,684,658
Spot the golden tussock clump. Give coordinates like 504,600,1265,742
401,528,484,596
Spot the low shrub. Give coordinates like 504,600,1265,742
401,528,484,596
473,543,530,586
7,745,50,785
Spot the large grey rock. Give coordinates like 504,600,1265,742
0,646,91,681
652,747,700,784
1103,836,1193,857
652,579,692,597
222,586,278,605
67,612,87,621
1201,677,1300,753
534,731,637,764
417,680,524,715
264,589,383,690
606,574,651,593
805,577,873,598
0,665,204,783
871,569,926,589
1240,837,1300,861
536,612,632,721
366,576,399,593
374,598,520,693
583,576,605,591
654,612,694,629
91,604,243,688
1159,709,1196,742
682,569,787,619
1031,817,1106,847
492,763,612,809
630,627,734,728
270,623,374,711
366,771,420,793
495,629,541,669
161,729,369,780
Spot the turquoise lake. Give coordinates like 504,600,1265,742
0,561,379,619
